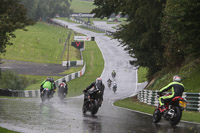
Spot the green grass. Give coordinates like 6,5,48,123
67,41,104,97
1,22,80,64
0,127,19,133
114,97,200,123
147,59,200,92
78,25,105,33
59,67,82,75
70,0,96,13
138,67,148,83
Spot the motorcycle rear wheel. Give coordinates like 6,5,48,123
41,91,48,103
153,109,161,123
170,106,182,125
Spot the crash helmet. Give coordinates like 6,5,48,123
49,77,54,83
173,75,181,82
62,78,66,83
96,77,102,84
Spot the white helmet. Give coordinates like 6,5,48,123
173,75,181,82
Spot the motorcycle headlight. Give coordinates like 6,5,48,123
179,101,187,108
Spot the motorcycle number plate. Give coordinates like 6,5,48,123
179,101,187,108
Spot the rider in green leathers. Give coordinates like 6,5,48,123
40,77,56,97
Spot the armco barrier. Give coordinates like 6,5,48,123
0,64,86,98
137,90,200,112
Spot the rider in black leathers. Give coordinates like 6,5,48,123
83,77,105,105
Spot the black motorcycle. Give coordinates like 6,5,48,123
107,81,112,89
153,94,187,125
58,83,68,101
40,88,52,103
82,87,103,115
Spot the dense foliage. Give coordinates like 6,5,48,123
0,71,36,90
92,0,200,80
21,0,73,20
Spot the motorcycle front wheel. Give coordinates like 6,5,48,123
170,106,182,125
153,109,161,123
91,100,99,115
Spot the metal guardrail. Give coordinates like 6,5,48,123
137,90,200,112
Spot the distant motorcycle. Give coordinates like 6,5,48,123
107,81,112,89
82,87,103,115
113,82,117,93
153,93,187,125
112,72,116,79
58,82,68,101
40,88,52,102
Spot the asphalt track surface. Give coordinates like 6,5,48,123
0,59,67,76
0,20,200,133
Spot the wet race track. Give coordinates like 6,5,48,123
0,20,200,133
0,97,200,133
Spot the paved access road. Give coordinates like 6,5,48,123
0,20,199,133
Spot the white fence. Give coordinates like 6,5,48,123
137,90,200,112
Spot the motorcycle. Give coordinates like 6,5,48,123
107,81,112,89
153,93,187,125
40,88,52,103
112,72,116,79
82,87,103,115
58,83,68,101
113,83,117,93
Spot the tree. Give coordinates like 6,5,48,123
0,0,33,53
161,0,200,67
21,0,73,20
92,0,166,78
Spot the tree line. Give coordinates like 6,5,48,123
92,0,200,80
21,0,72,20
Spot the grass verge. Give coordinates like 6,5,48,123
70,0,95,13
67,41,104,97
0,127,19,133
146,58,200,92
138,67,148,83
78,25,105,33
114,96,200,123
1,22,80,64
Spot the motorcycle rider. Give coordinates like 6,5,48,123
158,75,184,112
107,78,112,87
83,77,105,106
113,81,117,92
40,77,56,97
112,70,116,78
58,78,68,95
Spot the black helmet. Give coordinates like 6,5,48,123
62,78,66,83
47,77,54,82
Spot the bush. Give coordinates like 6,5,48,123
0,70,35,90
